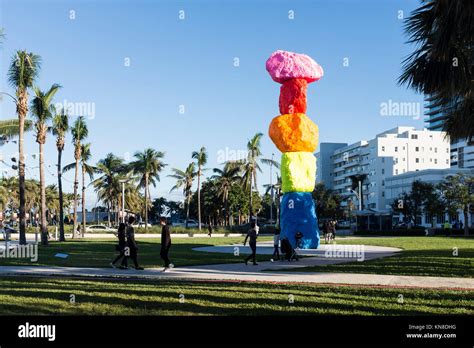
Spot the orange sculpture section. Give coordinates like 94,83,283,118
268,113,319,153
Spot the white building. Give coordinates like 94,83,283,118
318,127,451,211
385,168,474,227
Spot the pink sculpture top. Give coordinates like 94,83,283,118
266,50,324,84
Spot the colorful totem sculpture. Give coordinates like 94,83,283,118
266,50,323,249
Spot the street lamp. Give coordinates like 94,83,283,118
118,179,128,223
347,188,362,211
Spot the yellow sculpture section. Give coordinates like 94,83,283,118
268,113,319,153
281,152,316,193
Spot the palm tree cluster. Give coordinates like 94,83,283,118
91,150,167,231
168,134,279,227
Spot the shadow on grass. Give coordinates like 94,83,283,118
0,277,472,316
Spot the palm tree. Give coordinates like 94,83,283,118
264,173,282,224
52,108,69,241
64,143,96,237
31,84,61,245
129,149,166,231
93,154,126,226
212,163,241,226
192,147,207,230
169,163,196,228
241,133,279,222
7,50,41,244
70,116,88,238
399,1,473,141
0,119,33,140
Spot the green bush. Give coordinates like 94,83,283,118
354,228,474,236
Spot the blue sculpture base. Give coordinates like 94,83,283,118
280,192,320,249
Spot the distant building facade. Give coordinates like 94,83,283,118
315,142,347,189
315,126,451,212
425,96,474,169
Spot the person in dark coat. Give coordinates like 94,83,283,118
125,216,144,270
160,217,173,271
244,222,258,265
111,223,127,268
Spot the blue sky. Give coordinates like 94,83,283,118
0,0,425,208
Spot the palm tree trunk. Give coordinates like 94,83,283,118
145,174,149,232
107,203,111,227
186,193,191,228
57,148,65,241
81,164,86,237
464,208,469,236
225,198,229,226
72,158,79,239
17,95,27,245
197,169,201,230
249,172,253,223
39,142,48,245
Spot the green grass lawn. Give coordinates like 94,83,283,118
291,236,474,278
0,276,472,315
0,237,271,268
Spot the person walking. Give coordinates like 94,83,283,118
207,221,213,237
270,226,280,262
125,216,144,270
111,223,128,268
160,217,173,272
330,220,337,240
244,222,258,265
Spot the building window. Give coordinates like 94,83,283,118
395,146,398,152
415,147,419,152
381,146,385,152
425,214,432,224
411,134,418,139
416,158,419,163
382,158,385,163
434,159,438,164
435,147,438,153
395,169,398,175
382,169,385,175
382,180,385,186
382,191,385,197
403,158,406,161
437,214,445,224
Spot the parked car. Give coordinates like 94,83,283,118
85,225,116,233
336,220,351,228
132,222,152,228
172,219,200,228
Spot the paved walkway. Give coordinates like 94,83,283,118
0,242,473,289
